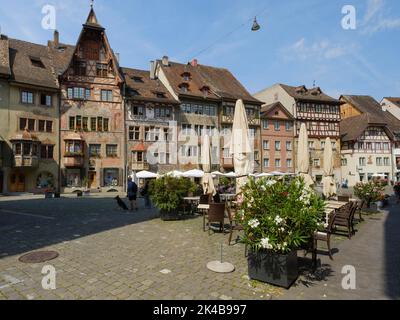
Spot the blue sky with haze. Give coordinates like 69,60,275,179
0,0,399,100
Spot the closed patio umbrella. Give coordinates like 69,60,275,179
297,123,314,187
322,137,337,198
201,135,216,195
229,99,253,194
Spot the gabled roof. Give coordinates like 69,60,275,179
341,95,400,134
384,97,400,108
261,101,294,120
341,113,387,142
7,38,58,89
280,83,339,103
122,67,178,104
59,8,123,84
340,95,400,141
159,60,262,105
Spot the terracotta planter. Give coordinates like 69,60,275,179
247,249,298,289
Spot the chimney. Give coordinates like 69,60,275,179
115,52,120,63
191,59,198,67
150,61,156,80
54,30,59,48
162,56,169,67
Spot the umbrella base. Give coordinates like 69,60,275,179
206,261,235,273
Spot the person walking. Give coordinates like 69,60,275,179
127,177,138,211
142,180,152,209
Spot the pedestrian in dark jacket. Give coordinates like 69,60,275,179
142,180,152,209
127,177,138,211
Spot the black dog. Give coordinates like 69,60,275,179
115,196,129,210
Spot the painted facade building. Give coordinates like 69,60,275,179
254,84,342,182
55,9,125,193
340,95,400,185
122,67,179,175
260,102,295,173
0,34,60,194
154,57,263,173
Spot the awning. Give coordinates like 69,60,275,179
136,171,158,179
132,143,146,152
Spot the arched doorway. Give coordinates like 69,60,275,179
36,172,55,190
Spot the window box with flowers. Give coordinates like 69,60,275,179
237,177,325,288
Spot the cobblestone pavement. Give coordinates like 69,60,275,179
0,194,399,300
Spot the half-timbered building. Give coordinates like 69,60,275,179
154,57,263,173
340,95,400,185
122,67,179,175
55,8,125,192
254,84,341,182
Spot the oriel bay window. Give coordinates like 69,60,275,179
65,141,83,156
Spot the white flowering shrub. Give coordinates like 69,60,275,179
238,176,326,254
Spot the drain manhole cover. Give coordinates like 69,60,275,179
19,251,59,264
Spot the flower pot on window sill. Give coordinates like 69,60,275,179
247,249,298,289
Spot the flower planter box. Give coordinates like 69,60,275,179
247,249,298,289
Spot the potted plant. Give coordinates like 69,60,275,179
354,180,385,208
150,176,196,221
237,177,325,289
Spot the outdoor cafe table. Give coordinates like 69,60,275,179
325,201,348,210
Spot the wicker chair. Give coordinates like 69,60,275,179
313,212,337,260
227,206,244,245
199,194,211,231
334,202,357,239
206,203,226,235
337,195,350,202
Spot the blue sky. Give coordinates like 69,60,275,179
0,0,399,100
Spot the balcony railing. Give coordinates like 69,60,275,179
64,156,84,168
131,162,150,171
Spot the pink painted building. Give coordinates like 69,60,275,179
260,102,295,173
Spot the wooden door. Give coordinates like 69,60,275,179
89,172,96,189
9,173,25,192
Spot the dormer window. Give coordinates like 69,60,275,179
200,86,210,96
129,88,140,96
182,72,191,82
155,92,166,99
30,57,45,68
132,76,144,83
179,83,189,93
295,85,307,94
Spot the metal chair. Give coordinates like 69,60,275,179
227,206,244,245
206,203,226,235
313,211,337,260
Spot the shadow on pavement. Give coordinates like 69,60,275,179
0,195,160,259
384,197,400,299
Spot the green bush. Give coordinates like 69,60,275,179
149,176,196,212
237,177,325,254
